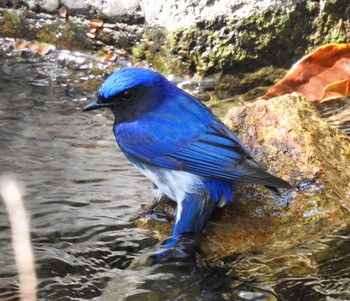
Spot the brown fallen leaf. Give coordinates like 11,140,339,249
13,39,27,49
27,41,39,51
263,43,350,102
86,32,97,39
104,50,118,62
90,19,104,28
37,43,52,55
14,39,53,55
26,41,52,55
87,19,104,39
58,5,69,20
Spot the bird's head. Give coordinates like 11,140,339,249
83,68,173,123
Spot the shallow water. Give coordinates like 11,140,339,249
0,51,157,300
0,46,349,301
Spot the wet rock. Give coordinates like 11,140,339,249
1,1,350,77
18,0,298,28
140,0,295,30
29,0,59,12
135,94,350,259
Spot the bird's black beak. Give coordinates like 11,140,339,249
83,100,109,111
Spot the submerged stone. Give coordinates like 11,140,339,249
135,94,350,260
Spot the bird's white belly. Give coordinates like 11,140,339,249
135,163,203,203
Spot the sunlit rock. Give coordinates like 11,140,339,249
1,0,350,76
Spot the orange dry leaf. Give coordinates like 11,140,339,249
37,43,52,55
86,32,96,39
90,20,104,28
87,19,104,39
263,43,350,102
104,51,118,62
58,5,69,20
26,41,52,55
27,41,39,51
13,39,27,49
14,39,53,55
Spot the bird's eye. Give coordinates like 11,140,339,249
120,89,135,101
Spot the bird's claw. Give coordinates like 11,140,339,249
139,197,171,222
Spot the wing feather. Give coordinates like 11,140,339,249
114,93,291,189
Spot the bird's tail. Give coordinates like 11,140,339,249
237,159,293,192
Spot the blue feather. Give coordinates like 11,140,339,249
172,189,216,235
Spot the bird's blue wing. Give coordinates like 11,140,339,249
169,123,290,188
114,92,290,188
167,123,251,178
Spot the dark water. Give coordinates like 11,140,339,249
0,46,349,301
0,50,157,300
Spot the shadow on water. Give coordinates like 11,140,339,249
0,41,349,300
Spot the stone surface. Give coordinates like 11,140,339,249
135,94,350,259
20,0,300,29
140,0,297,30
1,1,349,76
28,0,59,11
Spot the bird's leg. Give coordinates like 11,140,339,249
151,191,216,263
172,191,216,236
140,195,167,215
141,184,166,214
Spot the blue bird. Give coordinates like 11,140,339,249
83,68,292,239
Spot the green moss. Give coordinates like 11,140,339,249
310,14,348,45
38,23,59,43
8,9,21,24
136,0,349,76
1,9,22,36
131,45,146,59
137,5,310,76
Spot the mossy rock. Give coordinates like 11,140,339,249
1,0,350,77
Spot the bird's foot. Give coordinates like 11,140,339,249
139,196,171,222
151,232,199,264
